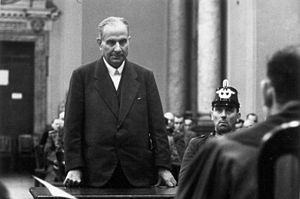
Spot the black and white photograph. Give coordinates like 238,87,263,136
0,0,299,199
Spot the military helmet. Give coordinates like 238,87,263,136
212,79,240,109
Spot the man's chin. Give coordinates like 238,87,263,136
217,125,231,134
109,60,123,68
110,55,124,60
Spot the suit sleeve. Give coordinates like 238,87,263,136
146,71,171,170
64,70,85,172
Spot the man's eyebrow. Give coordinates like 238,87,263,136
107,37,128,40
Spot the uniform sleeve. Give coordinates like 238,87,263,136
176,137,231,199
146,71,171,170
176,136,258,199
64,70,85,172
178,138,202,183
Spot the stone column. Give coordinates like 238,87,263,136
197,0,222,113
167,0,188,115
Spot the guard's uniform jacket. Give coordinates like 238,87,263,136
179,79,240,184
179,131,218,183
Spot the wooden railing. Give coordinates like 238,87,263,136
29,186,177,199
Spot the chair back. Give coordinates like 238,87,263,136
0,135,14,170
18,134,33,153
0,135,12,153
258,120,300,199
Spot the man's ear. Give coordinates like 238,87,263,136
96,38,102,47
236,112,241,120
261,79,274,108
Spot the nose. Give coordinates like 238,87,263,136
220,110,227,118
114,42,122,52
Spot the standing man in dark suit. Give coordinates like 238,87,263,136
176,45,300,199
63,16,176,188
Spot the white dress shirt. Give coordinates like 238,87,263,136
103,58,125,90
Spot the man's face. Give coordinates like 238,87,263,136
235,121,244,129
167,119,174,129
184,119,193,131
248,114,257,123
211,106,240,134
244,115,257,128
174,117,184,132
98,22,129,68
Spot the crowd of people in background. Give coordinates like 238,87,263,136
164,112,196,181
35,104,259,184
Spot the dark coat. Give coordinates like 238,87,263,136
176,101,300,199
178,132,214,183
64,58,170,187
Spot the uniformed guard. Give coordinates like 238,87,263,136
210,79,240,136
178,79,241,183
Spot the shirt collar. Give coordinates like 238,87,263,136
103,57,125,76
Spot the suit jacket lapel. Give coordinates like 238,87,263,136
119,61,139,124
94,59,119,118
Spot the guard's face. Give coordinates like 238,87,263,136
98,23,130,68
211,106,240,134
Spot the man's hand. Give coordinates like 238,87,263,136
63,169,82,187
156,168,177,187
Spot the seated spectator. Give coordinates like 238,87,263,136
176,45,300,199
235,118,244,129
183,118,193,130
168,114,185,181
243,113,258,128
173,115,186,161
164,112,175,135
183,118,197,148
34,123,53,171
44,111,65,182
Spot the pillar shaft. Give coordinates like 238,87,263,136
197,0,222,113
167,0,188,114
